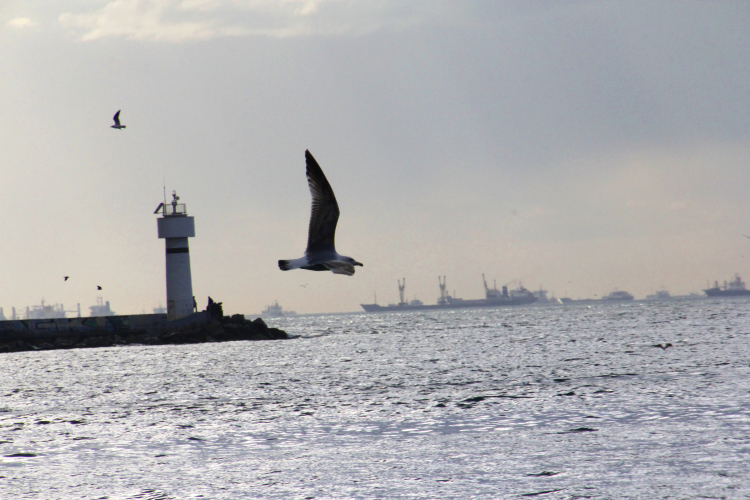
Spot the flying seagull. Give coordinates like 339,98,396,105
111,110,126,129
64,276,69,281
278,150,363,276
97,285,102,290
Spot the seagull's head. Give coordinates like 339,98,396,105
345,257,363,267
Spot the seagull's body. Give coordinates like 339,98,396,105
111,110,126,129
278,150,362,276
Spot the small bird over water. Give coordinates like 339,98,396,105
111,110,126,129
278,150,363,276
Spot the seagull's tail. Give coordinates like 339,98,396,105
279,257,307,271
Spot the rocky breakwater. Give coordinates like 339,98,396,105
0,314,288,354
159,315,288,345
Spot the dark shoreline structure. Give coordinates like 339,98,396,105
0,308,288,354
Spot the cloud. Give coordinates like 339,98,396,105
58,0,459,42
6,18,37,29
59,1,221,42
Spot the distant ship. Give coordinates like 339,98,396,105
12,300,82,320
261,301,296,317
26,300,68,319
601,290,634,301
360,275,537,313
646,290,671,300
531,287,562,305
704,274,750,297
89,296,115,317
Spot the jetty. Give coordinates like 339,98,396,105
0,309,287,354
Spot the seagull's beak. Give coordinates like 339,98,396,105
355,261,363,266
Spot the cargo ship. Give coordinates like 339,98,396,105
601,290,634,301
260,301,296,317
360,275,537,312
704,274,750,297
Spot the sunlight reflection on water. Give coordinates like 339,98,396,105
1,300,749,498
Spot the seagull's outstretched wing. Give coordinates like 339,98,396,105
325,261,356,276
113,110,121,127
305,150,340,253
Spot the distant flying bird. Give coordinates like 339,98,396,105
64,276,69,281
111,110,126,129
300,284,308,288
97,285,102,290
278,150,363,276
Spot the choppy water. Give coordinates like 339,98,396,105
1,300,749,499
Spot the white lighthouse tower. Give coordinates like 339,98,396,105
155,191,195,321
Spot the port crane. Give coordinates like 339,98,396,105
438,276,447,305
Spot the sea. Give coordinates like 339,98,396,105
1,299,749,499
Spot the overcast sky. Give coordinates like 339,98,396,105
1,1,749,315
